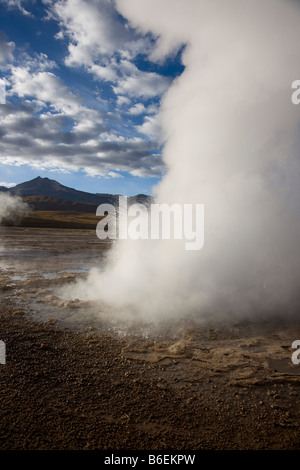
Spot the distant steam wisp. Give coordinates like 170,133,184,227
0,193,30,225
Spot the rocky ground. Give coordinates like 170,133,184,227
0,227,299,450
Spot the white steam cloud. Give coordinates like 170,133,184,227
0,193,30,225
64,0,300,323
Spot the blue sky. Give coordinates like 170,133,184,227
0,0,184,195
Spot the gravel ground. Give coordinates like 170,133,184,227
0,227,299,450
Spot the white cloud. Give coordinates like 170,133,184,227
128,103,146,115
50,0,142,67
48,0,171,101
10,68,81,115
0,2,169,182
115,0,185,62
113,61,171,98
128,102,158,115
0,31,14,64
136,114,163,141
0,181,16,187
6,52,86,116
0,102,163,178
89,63,118,82
0,79,5,103
0,0,30,16
147,104,159,114
116,95,131,107
106,171,123,179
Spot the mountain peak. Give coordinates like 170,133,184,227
32,176,52,182
5,176,119,205
0,176,151,206
32,176,46,181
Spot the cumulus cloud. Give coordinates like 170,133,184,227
0,181,16,187
112,62,171,98
0,31,14,64
0,0,30,16
115,0,186,61
0,1,171,181
0,100,164,177
0,79,5,104
128,103,146,115
48,0,171,100
136,114,163,141
10,68,81,115
116,95,131,107
6,51,81,116
2,62,164,179
2,48,165,177
128,103,158,116
50,0,135,65
89,63,118,82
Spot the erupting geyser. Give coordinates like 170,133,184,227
64,0,300,322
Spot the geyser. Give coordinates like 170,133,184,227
64,0,300,323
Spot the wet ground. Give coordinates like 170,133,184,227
0,227,300,450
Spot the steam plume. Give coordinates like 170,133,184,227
0,193,30,225
64,0,300,322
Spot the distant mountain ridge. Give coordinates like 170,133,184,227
22,196,99,213
0,177,152,210
4,176,119,205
